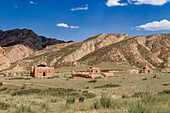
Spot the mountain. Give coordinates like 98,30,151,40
0,31,169,72
78,34,170,68
0,28,71,50
2,33,132,71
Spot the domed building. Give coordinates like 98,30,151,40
30,64,55,77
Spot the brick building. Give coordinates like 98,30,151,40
30,64,55,77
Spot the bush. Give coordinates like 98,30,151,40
94,84,120,89
0,82,3,86
122,94,129,98
12,89,41,96
8,77,31,80
93,94,113,109
100,94,113,108
47,76,59,79
15,104,32,113
20,84,26,90
0,87,7,91
128,100,148,113
66,97,75,104
162,83,170,86
95,77,102,79
82,91,96,98
0,102,10,110
93,100,100,109
88,79,97,83
158,90,170,95
142,78,147,80
85,86,89,89
79,97,85,103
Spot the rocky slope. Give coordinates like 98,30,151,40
78,34,170,68
0,29,71,50
1,33,169,72
4,33,132,71
0,47,10,70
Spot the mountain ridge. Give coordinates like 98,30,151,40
0,29,169,72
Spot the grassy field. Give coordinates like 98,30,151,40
0,72,169,113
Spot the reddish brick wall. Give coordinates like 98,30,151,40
31,66,55,78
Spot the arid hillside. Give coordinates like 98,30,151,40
0,32,169,72
78,34,170,69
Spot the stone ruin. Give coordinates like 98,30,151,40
72,67,113,78
30,64,55,78
139,66,153,74
86,66,102,73
109,66,154,75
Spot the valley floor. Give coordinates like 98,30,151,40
0,72,169,113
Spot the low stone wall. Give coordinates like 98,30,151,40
109,70,139,75
1,73,30,77
72,72,114,78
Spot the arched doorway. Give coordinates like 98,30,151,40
43,72,46,77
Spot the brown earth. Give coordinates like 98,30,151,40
0,31,169,72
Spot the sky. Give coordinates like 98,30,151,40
0,0,170,42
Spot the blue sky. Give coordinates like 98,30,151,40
0,0,170,41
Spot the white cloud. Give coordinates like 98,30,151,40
30,1,37,4
135,19,170,31
57,23,69,28
56,23,79,29
130,0,170,6
106,0,170,6
70,26,79,29
106,0,127,7
71,4,88,11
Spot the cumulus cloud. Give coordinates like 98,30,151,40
129,0,170,6
71,4,88,11
106,0,128,6
30,1,37,4
56,23,79,29
57,23,69,28
106,0,170,6
135,19,170,31
70,26,79,29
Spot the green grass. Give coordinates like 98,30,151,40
8,77,31,80
94,84,120,89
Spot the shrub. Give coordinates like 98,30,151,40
142,78,147,80
88,79,97,83
162,83,170,86
66,97,75,104
82,91,96,98
132,92,155,104
158,90,170,95
15,104,32,113
94,84,120,89
79,97,85,103
0,87,7,91
93,94,113,109
85,86,89,89
0,102,10,110
47,76,59,79
20,84,26,90
0,82,3,86
93,100,100,109
12,89,41,96
8,77,31,80
122,94,129,98
128,100,148,113
100,94,113,108
95,77,102,79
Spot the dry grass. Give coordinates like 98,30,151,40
0,72,169,112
